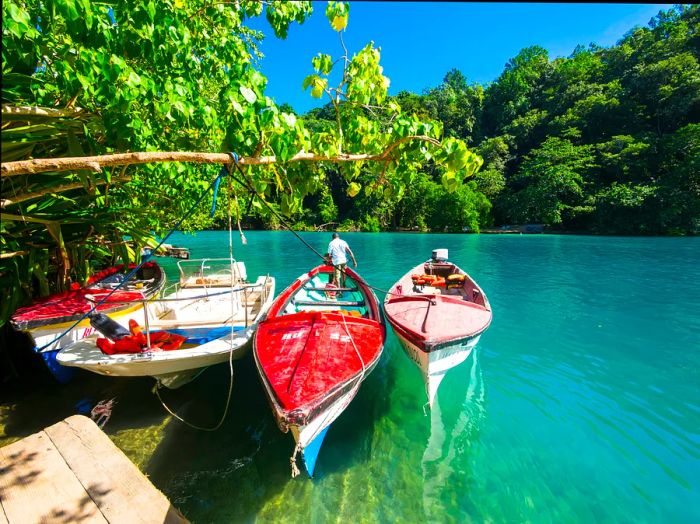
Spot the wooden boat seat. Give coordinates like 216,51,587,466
293,299,365,307
303,286,359,292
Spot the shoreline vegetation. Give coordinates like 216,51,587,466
1,2,698,327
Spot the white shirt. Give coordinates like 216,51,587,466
328,238,350,265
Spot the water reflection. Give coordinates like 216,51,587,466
422,347,486,522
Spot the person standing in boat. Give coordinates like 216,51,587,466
327,233,357,289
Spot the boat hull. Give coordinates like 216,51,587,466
254,265,385,477
57,271,275,388
384,256,491,407
287,384,365,477
10,262,166,383
57,325,253,383
392,327,481,407
29,304,160,383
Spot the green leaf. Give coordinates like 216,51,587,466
240,86,257,104
281,112,297,128
326,1,349,32
302,74,319,90
127,71,142,87
441,172,459,192
347,182,361,197
303,74,327,98
312,54,333,75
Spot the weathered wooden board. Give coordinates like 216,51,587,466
0,415,188,524
0,429,107,523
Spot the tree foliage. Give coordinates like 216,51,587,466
298,4,698,236
2,3,699,327
1,0,482,324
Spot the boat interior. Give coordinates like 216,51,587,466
399,261,488,308
144,259,275,329
90,263,162,292
283,272,369,318
177,258,248,288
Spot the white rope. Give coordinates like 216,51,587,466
341,311,366,380
152,165,240,431
290,441,302,478
285,307,369,478
154,358,234,431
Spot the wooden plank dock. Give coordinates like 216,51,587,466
0,415,188,524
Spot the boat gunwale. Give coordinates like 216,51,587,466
383,258,492,352
56,275,277,370
10,262,166,331
266,264,383,323
254,263,386,427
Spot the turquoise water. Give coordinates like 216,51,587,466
3,232,699,522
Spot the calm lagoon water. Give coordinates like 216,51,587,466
2,232,699,523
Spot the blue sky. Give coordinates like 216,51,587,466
247,2,669,114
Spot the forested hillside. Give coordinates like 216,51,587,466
275,5,698,235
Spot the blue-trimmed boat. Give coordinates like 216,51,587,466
254,263,385,477
56,259,275,388
10,262,166,383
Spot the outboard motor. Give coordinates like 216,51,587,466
431,249,449,262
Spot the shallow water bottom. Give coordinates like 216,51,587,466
2,232,699,523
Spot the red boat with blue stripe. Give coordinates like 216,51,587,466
253,263,385,478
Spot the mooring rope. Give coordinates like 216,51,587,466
286,311,368,478
153,153,241,432
153,338,236,432
290,441,303,478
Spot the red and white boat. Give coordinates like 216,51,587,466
384,249,492,408
10,261,166,382
253,264,385,477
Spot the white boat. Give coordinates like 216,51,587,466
9,261,167,383
57,258,275,388
383,249,492,407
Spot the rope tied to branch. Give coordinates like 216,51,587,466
228,153,248,246
35,153,241,353
153,151,241,432
210,152,239,218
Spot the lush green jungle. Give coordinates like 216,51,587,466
1,2,698,326
294,5,699,236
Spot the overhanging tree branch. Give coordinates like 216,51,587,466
1,104,86,119
0,135,441,177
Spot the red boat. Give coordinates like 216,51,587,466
254,264,385,478
384,249,492,407
10,261,166,382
